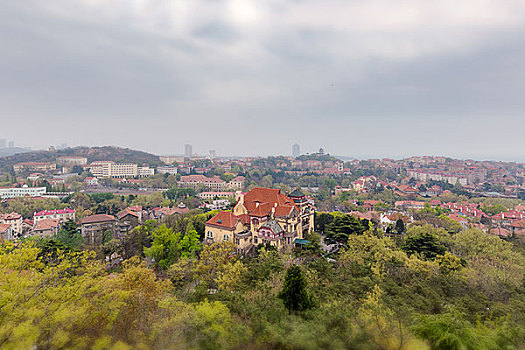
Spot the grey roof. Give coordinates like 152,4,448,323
260,219,284,234
289,188,305,197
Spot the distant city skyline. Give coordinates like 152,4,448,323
1,140,523,163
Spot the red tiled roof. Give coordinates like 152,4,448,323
492,227,510,237
511,219,525,229
242,188,297,217
0,223,11,233
81,214,115,224
33,219,59,231
34,209,75,216
206,211,241,230
1,212,22,220
117,209,139,220
274,204,295,217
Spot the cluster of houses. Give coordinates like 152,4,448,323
0,202,192,244
341,198,525,238
0,209,75,240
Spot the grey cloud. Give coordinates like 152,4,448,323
0,0,524,160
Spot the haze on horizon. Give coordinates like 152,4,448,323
1,1,524,161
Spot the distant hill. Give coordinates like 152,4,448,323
0,147,32,157
0,146,161,168
296,153,340,162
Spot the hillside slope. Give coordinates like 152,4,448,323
0,146,161,167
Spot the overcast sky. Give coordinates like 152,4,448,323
1,0,524,161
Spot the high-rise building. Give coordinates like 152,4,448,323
8,141,14,148
184,144,192,159
292,143,300,158
209,150,216,159
0,139,6,148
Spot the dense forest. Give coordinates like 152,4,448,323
1,210,524,350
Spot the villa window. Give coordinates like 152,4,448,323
207,231,213,238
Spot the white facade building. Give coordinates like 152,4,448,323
89,161,138,178
138,167,155,177
157,166,178,175
0,186,46,199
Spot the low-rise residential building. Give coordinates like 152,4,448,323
33,209,75,224
202,199,231,211
84,177,99,186
0,212,23,236
116,208,141,236
0,223,14,240
56,156,88,166
138,167,155,177
81,214,116,245
14,162,57,173
159,155,185,165
149,203,190,220
156,166,178,175
395,200,426,210
21,219,33,235
0,186,46,199
32,219,60,237
178,175,227,191
27,173,44,182
228,176,245,189
198,191,236,200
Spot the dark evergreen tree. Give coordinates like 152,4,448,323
56,219,83,250
402,232,446,260
278,265,311,312
395,219,405,234
324,214,367,244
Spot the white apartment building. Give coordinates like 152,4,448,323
157,166,178,175
138,167,155,177
56,156,88,166
198,191,236,200
33,209,76,224
89,161,138,178
0,186,46,199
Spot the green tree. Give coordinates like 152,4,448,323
395,219,406,234
325,213,367,244
177,223,202,258
55,219,83,250
278,265,311,312
402,232,446,260
144,225,181,270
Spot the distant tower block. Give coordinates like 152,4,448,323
8,141,14,148
184,144,192,159
209,150,217,159
292,143,300,158
0,139,5,148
